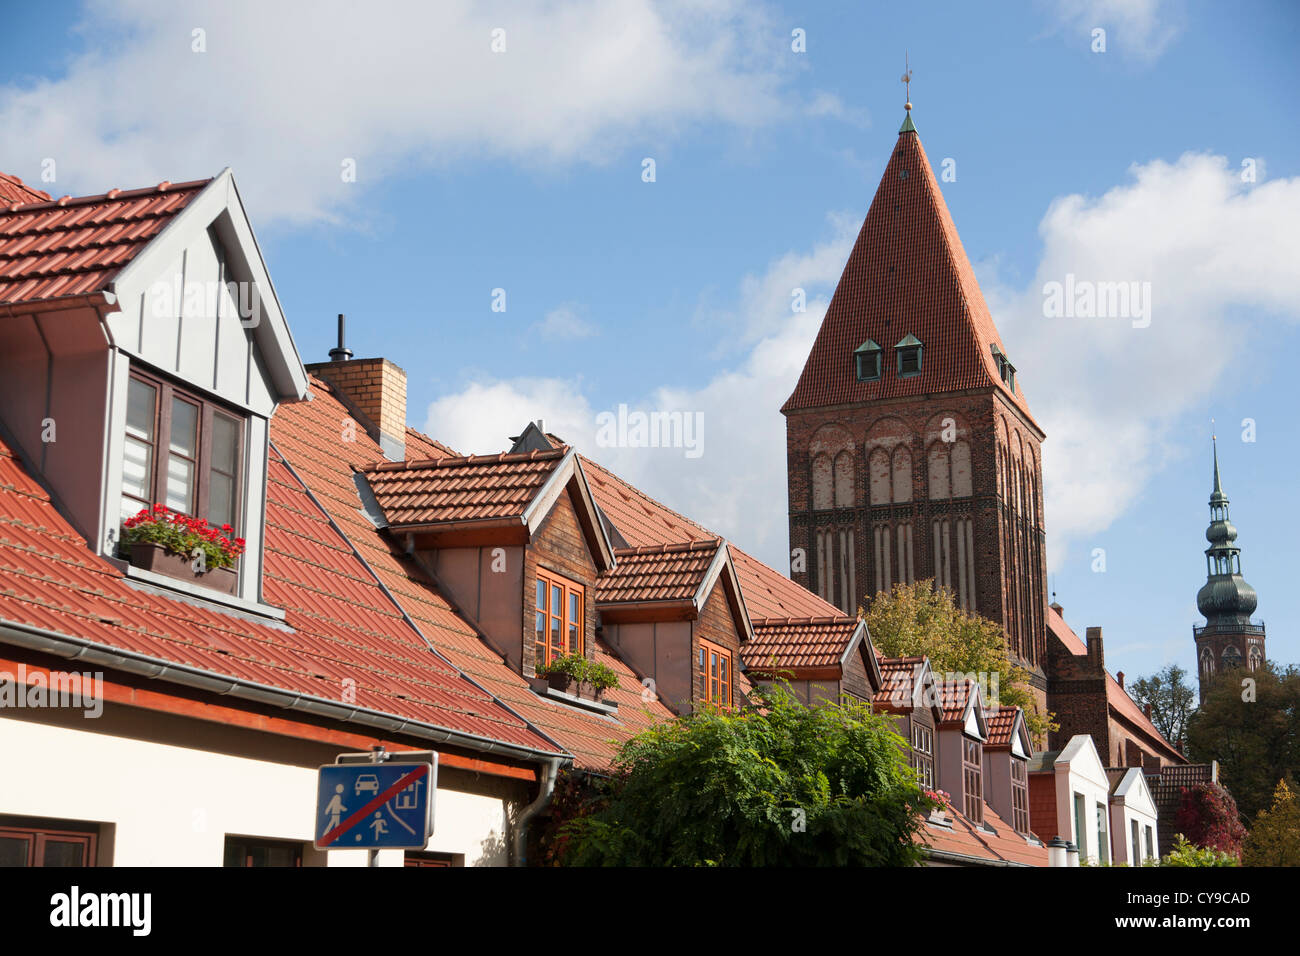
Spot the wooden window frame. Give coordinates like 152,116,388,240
962,737,983,823
897,345,923,378
697,638,733,710
122,366,246,531
222,835,303,867
533,568,584,669
855,349,881,382
911,722,935,789
0,823,98,867
1010,758,1029,834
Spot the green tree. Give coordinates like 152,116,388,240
1187,661,1300,820
864,580,1057,745
558,684,932,866
1242,779,1300,867
1128,663,1196,751
1161,834,1240,867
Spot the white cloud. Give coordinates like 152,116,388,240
423,222,851,567
426,154,1300,581
1045,0,1184,59
984,152,1300,567
533,305,597,340
2,0,796,225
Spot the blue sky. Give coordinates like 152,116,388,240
2,0,1297,684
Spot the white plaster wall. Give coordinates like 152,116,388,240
0,715,512,866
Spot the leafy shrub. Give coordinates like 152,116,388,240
1161,834,1240,867
557,682,934,866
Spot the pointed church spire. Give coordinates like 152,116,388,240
782,82,1036,429
900,53,916,133
1210,429,1227,506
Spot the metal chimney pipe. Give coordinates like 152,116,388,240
328,313,353,361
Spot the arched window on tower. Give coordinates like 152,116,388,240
951,440,972,497
892,446,912,503
812,453,833,510
1222,645,1243,671
1200,646,1215,678
869,447,891,505
833,451,854,508
928,444,950,499
1248,645,1263,671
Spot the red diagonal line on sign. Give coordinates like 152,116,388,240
321,765,428,847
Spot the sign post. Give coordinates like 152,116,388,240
315,746,437,865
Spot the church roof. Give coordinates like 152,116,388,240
782,115,1037,430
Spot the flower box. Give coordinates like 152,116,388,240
129,541,238,595
546,671,604,703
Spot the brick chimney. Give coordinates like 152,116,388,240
1117,670,1125,689
306,314,406,461
1085,626,1104,670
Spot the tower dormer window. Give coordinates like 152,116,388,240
854,339,882,381
896,334,923,378
991,344,1016,391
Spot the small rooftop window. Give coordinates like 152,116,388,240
854,339,882,382
896,334,923,378
991,344,1016,391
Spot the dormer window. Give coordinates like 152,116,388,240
911,723,935,788
535,569,584,668
991,344,1016,391
1011,758,1029,834
962,737,983,823
121,369,245,530
896,334,923,377
854,339,882,382
698,638,732,709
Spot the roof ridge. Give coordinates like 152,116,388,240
1,177,212,216
613,537,721,557
366,447,567,473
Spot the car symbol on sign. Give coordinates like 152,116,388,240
354,774,380,795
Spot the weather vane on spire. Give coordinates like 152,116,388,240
901,53,913,111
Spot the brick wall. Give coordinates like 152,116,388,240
524,485,599,677
691,579,743,706
784,386,1047,680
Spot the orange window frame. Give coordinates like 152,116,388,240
534,569,584,668
697,639,733,709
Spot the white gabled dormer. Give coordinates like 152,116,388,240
102,169,308,609
0,168,308,615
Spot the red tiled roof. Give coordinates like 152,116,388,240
0,172,51,205
275,377,676,770
744,616,858,670
919,803,1047,866
983,706,1021,748
781,123,1037,428
0,179,210,305
874,656,928,709
938,676,976,723
404,427,458,460
362,449,566,527
595,539,720,605
0,423,559,754
1047,605,1184,762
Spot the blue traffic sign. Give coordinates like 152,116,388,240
314,761,435,850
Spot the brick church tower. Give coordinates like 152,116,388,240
782,107,1048,686
1194,438,1265,701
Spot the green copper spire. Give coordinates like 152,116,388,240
1210,434,1227,506
899,111,917,134
1197,438,1257,627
